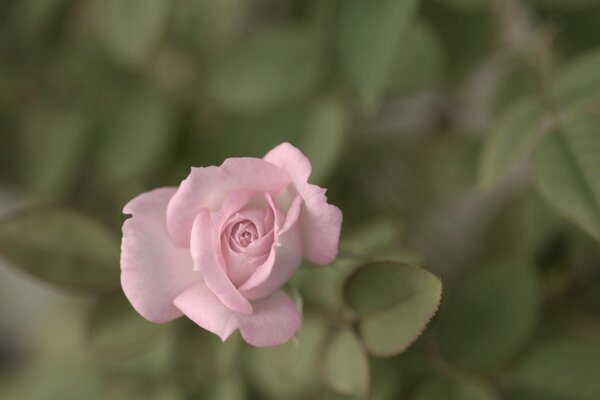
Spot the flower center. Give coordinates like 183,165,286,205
239,230,253,246
232,220,259,248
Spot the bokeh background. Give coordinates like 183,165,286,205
1,0,599,399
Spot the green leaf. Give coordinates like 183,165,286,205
413,375,499,400
533,114,600,241
19,107,90,200
100,0,170,66
249,317,328,399
344,262,442,357
478,98,546,189
513,338,600,400
0,208,119,292
554,48,600,113
207,26,323,113
436,260,539,370
87,293,167,361
97,88,174,185
387,21,444,94
336,0,419,108
323,329,370,399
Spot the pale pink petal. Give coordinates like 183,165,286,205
190,209,252,314
239,195,303,299
299,184,343,264
167,158,291,247
237,290,300,347
173,282,239,341
174,283,300,347
221,242,268,287
264,143,343,265
121,188,201,323
264,142,312,184
215,189,256,231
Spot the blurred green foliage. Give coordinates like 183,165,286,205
0,0,599,399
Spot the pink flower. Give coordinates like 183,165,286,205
120,143,342,347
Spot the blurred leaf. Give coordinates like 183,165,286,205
343,219,403,254
209,373,247,400
425,1,493,82
172,0,247,52
99,0,170,66
368,358,404,400
437,260,539,370
301,96,348,183
87,293,167,361
105,383,182,400
170,321,215,391
213,332,243,376
533,114,600,241
344,262,442,357
249,317,327,399
207,26,323,113
0,208,119,292
0,306,104,400
96,88,174,185
323,328,370,399
508,389,571,400
435,0,491,12
512,338,600,400
413,375,499,400
554,48,600,114
194,97,346,183
336,0,419,108
478,98,546,189
12,0,69,41
495,60,541,111
533,0,600,11
387,21,444,94
19,107,90,200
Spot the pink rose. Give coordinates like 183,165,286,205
120,143,342,347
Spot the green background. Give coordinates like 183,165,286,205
0,0,599,399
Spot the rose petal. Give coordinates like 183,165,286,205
264,142,312,184
298,183,343,264
221,241,268,287
190,209,252,314
174,282,300,347
264,143,342,264
239,195,303,299
216,189,256,230
167,158,291,247
237,290,300,347
121,188,201,323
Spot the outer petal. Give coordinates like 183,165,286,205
174,282,300,347
173,281,239,341
167,158,291,247
264,143,343,264
190,209,252,314
121,188,201,323
264,142,312,184
299,184,343,264
239,195,303,299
